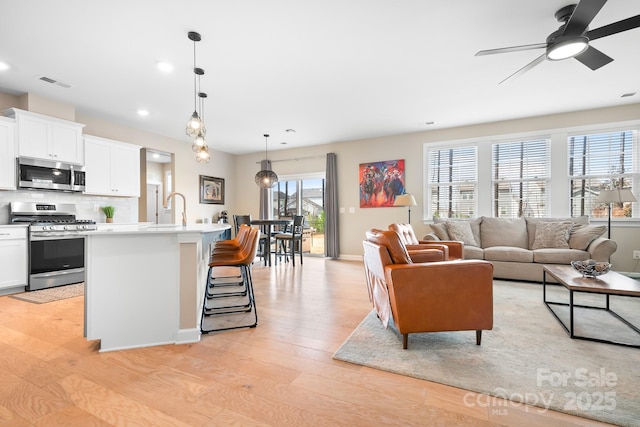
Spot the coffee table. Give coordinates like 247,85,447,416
543,264,640,348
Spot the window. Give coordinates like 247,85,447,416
568,130,638,219
491,138,550,217
426,146,477,218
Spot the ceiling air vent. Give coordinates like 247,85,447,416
38,75,72,89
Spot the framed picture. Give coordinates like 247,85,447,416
200,175,225,204
359,159,405,208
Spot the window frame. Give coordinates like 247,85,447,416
423,120,640,224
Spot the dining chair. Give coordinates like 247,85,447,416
274,215,304,266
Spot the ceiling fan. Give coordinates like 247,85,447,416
475,0,640,84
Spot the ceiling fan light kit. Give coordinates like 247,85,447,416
546,36,589,60
476,0,640,83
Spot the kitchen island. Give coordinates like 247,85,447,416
84,223,231,352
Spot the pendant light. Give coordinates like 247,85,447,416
194,92,210,162
254,134,278,188
185,32,205,138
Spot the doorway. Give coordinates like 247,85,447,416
139,148,174,224
272,175,325,256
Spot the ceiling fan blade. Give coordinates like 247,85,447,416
475,43,546,56
563,0,607,36
499,53,546,84
588,14,640,40
574,45,613,70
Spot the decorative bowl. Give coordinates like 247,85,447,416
571,259,611,278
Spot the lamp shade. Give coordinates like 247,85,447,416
255,169,278,188
394,194,417,207
595,188,638,204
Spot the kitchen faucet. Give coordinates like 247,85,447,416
164,192,187,226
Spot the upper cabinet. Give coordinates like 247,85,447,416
84,135,141,197
0,118,16,190
3,108,85,165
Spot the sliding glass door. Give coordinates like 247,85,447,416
273,176,325,255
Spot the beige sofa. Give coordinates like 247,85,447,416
424,216,617,282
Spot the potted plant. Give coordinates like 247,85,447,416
101,206,115,223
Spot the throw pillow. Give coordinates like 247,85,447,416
430,223,450,240
531,221,574,250
569,224,607,250
445,220,477,246
434,217,482,246
525,216,589,249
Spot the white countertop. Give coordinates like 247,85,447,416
87,223,231,235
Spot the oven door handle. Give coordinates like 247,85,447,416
30,234,86,240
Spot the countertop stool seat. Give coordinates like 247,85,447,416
201,226,260,334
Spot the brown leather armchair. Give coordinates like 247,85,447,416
366,228,445,263
363,229,493,349
389,223,464,260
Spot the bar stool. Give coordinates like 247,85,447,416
200,226,261,333
206,224,253,297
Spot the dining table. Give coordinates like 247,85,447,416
250,218,293,266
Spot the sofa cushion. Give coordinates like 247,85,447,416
533,249,590,264
569,224,607,250
445,220,477,246
434,217,482,247
531,221,574,250
430,223,450,240
484,246,533,263
463,245,485,260
526,216,589,249
480,217,528,249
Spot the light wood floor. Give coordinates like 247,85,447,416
0,257,613,426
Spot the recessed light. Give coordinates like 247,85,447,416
137,109,150,117
152,153,160,159
156,61,174,73
0,61,9,71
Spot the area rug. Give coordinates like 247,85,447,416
10,283,84,304
333,280,640,426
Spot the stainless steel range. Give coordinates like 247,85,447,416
9,202,97,291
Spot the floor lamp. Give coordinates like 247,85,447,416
595,188,637,239
394,194,417,224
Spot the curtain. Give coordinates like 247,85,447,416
325,153,339,258
258,160,273,219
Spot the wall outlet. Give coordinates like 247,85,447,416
633,250,640,260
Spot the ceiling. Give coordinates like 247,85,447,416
1,0,639,155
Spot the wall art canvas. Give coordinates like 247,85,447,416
359,159,405,208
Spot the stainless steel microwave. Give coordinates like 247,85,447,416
17,157,86,192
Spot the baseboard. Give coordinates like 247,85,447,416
175,328,201,345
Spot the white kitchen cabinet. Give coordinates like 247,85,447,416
0,117,16,190
84,135,141,197
0,226,27,293
3,108,85,165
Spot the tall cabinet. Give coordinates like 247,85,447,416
84,135,141,197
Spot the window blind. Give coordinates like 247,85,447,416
427,146,477,218
568,130,638,219
491,138,550,217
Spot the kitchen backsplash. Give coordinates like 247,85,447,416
0,190,138,225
